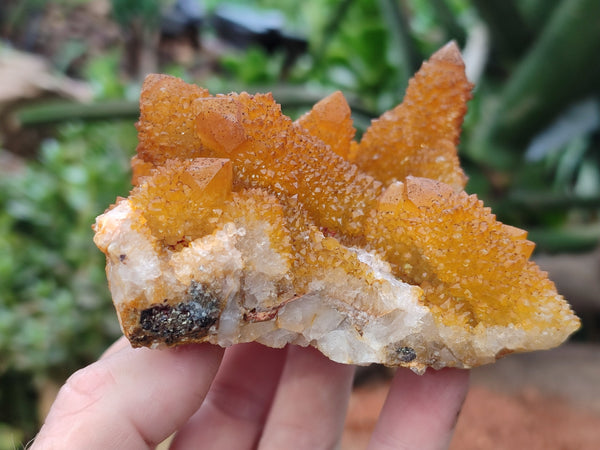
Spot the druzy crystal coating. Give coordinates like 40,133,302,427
93,42,579,373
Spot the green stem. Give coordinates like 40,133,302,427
17,100,140,127
15,88,376,130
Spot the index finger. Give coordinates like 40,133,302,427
33,341,224,449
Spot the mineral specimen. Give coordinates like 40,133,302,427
93,42,580,373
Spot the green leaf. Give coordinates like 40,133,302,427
470,0,600,168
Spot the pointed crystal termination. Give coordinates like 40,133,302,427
130,158,233,247
93,43,580,372
135,74,212,165
295,90,356,159
352,41,471,190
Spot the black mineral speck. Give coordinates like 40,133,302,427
397,346,417,362
138,281,222,344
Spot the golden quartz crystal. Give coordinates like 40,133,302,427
94,42,579,373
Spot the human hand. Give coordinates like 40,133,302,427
32,337,468,449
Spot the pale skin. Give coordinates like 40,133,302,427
33,338,469,449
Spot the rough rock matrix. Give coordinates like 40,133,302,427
93,42,580,373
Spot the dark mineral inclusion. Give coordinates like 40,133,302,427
138,281,222,345
396,346,417,363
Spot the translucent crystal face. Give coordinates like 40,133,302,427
130,158,232,247
94,42,580,371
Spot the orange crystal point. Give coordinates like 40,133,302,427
136,74,212,166
195,96,247,154
295,90,356,159
130,158,232,246
352,41,471,190
193,92,383,236
367,176,579,335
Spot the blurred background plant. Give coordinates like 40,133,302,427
1,0,599,446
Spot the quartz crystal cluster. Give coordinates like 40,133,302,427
93,42,580,373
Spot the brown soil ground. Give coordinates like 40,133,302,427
341,383,600,450
341,343,600,450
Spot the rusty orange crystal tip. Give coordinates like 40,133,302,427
94,43,579,373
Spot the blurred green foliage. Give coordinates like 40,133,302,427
0,123,134,376
1,0,600,445
0,122,134,441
